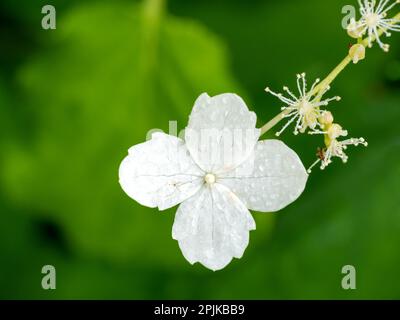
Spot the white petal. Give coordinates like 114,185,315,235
185,93,260,173
219,139,308,212
119,132,204,210
172,184,255,271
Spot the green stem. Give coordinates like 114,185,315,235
310,56,352,96
141,0,165,68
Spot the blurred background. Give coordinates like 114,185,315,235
0,0,399,299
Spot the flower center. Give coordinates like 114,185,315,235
365,13,380,27
298,99,313,115
204,173,216,185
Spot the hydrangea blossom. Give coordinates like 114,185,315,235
347,0,400,51
265,73,341,136
119,93,308,271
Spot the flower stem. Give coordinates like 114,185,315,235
310,56,352,96
259,11,400,137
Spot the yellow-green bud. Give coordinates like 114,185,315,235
319,111,334,125
349,44,366,64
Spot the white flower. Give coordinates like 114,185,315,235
308,124,368,172
265,73,341,136
119,93,308,271
349,0,400,51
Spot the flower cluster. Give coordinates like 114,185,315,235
266,73,368,171
265,73,341,136
347,0,400,52
307,112,368,172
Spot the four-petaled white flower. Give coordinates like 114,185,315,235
348,0,400,52
119,93,308,271
265,73,341,136
308,123,368,172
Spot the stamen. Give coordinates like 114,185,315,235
275,114,299,136
307,158,321,173
283,86,298,100
308,130,327,135
301,73,307,97
296,74,303,96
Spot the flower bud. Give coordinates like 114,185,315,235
319,111,334,125
347,18,365,39
349,44,366,64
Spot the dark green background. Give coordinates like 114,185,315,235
0,0,399,299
